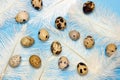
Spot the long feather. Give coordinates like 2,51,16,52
0,24,28,79
34,10,120,79
52,28,120,80
0,0,76,79
69,0,120,41
29,0,76,25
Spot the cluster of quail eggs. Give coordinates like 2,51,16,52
8,0,118,76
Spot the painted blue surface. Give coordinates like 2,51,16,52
0,0,120,80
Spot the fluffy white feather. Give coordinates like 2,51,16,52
0,24,55,80
69,0,120,41
0,0,28,27
3,48,52,80
69,50,120,80
0,24,28,79
38,13,120,79
0,1,77,79
29,0,76,25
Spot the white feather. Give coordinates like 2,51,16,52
69,50,120,80
0,0,77,79
0,24,56,80
37,12,120,79
29,0,76,25
3,48,52,80
69,0,120,41
0,24,28,79
0,0,28,27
